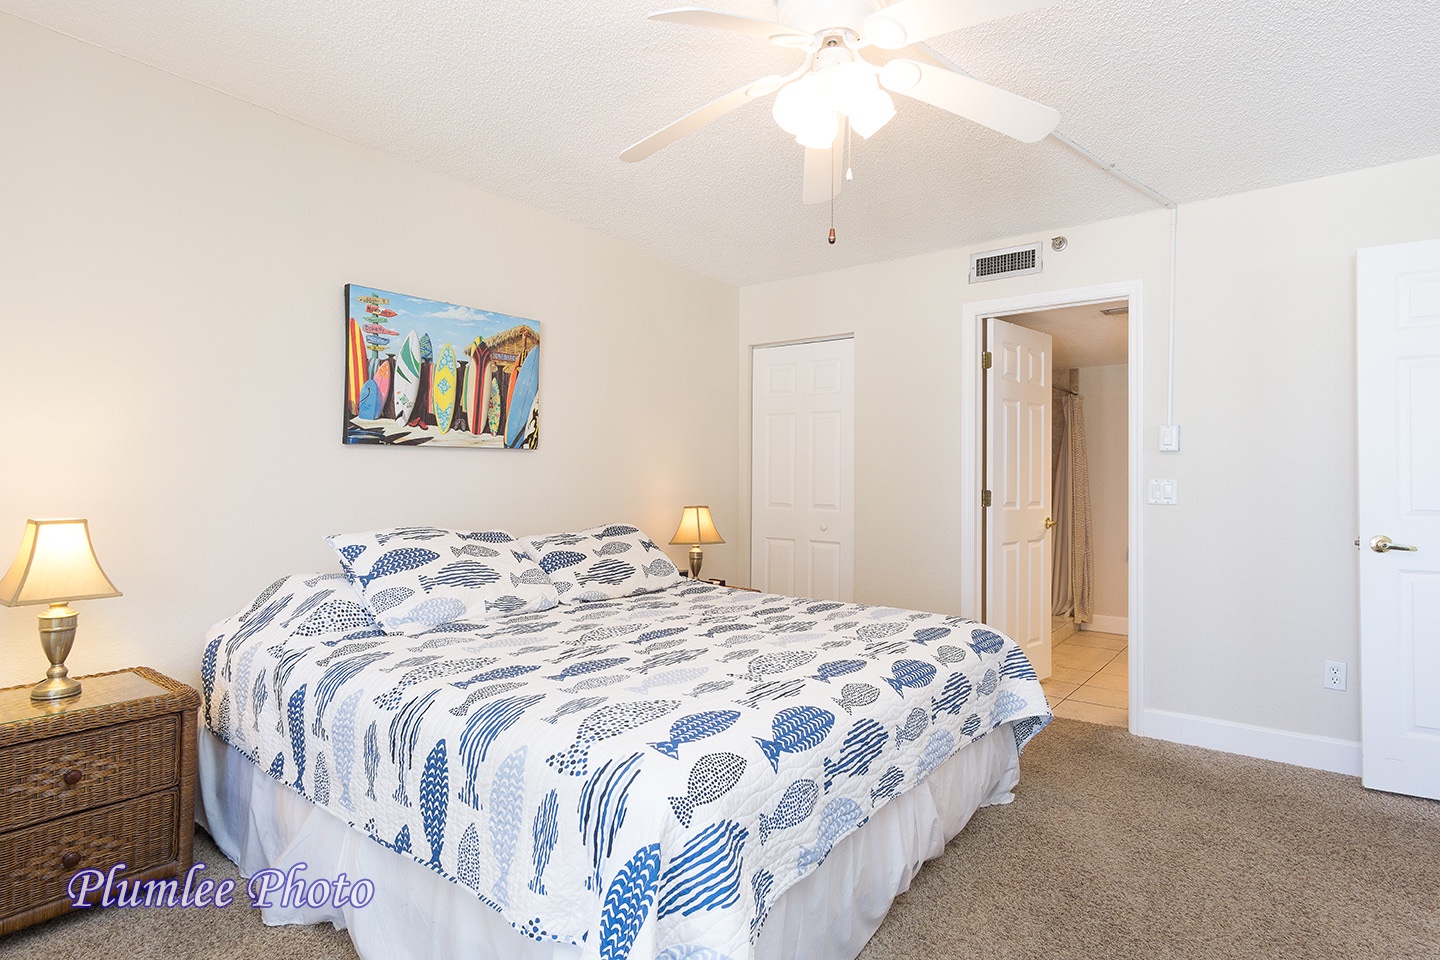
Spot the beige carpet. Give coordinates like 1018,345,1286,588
861,719,1440,960
8,719,1438,959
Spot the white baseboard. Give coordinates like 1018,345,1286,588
1080,615,1128,634
1139,709,1362,777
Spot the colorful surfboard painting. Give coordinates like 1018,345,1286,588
345,318,366,416
432,343,456,434
342,284,541,448
392,330,422,424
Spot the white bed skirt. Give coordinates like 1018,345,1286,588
197,725,1020,960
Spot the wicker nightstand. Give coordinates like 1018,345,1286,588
0,667,198,935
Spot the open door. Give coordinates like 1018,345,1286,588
1358,238,1440,800
986,317,1053,679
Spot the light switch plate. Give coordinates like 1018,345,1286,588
1148,479,1178,504
1159,424,1181,451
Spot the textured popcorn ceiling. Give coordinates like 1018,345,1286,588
6,0,1439,286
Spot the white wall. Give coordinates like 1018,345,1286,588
739,152,1440,757
1076,364,1128,631
0,15,739,691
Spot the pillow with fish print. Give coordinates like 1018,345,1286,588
518,522,681,603
326,526,558,633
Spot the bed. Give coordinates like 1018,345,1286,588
195,524,1050,960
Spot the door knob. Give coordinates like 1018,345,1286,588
1370,535,1418,553
1044,517,1056,530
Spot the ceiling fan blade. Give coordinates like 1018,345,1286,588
880,59,1058,142
864,0,1054,49
802,132,843,205
650,8,811,45
621,77,783,162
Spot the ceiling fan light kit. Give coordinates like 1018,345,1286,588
623,0,1062,205
772,48,897,147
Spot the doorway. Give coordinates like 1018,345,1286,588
991,300,1130,726
959,281,1145,735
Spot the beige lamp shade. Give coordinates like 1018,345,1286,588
0,519,122,607
670,506,725,546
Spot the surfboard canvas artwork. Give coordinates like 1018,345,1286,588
357,379,381,420
345,317,367,416
372,357,393,419
342,284,541,448
432,343,456,434
463,355,483,435
392,330,423,424
505,345,540,449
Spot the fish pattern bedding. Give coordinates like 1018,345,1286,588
201,575,1050,960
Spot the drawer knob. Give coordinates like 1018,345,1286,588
61,852,81,870
62,769,84,786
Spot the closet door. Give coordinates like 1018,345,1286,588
751,338,855,600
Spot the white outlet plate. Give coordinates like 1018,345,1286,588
1324,660,1347,691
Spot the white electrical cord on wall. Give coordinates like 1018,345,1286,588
1167,205,1177,424
914,42,1181,424
1023,124,1180,424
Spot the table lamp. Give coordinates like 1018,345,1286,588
669,505,724,580
0,518,121,701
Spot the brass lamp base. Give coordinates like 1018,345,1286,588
688,545,704,580
32,672,82,701
32,603,82,701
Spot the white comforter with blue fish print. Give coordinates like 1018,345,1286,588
201,576,1050,960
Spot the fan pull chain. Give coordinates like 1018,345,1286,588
828,137,837,245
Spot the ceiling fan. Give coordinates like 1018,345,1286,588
620,0,1061,205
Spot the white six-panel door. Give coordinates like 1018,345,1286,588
751,338,855,600
986,317,1053,679
1358,238,1440,800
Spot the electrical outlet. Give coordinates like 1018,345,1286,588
1324,660,1347,691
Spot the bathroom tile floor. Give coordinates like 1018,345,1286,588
1042,630,1128,728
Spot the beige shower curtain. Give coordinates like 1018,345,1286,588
1052,393,1094,623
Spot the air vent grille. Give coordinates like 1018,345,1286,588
969,242,1043,283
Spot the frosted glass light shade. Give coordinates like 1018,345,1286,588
670,506,725,546
795,110,840,149
773,74,828,136
0,519,122,606
774,62,894,148
847,88,895,138
827,61,874,108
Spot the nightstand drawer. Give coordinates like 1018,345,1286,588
0,714,180,832
0,790,178,920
